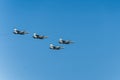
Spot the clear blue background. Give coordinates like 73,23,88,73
0,0,120,80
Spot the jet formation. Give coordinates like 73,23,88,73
13,28,74,50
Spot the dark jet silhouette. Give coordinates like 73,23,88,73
49,44,64,50
33,33,48,39
13,28,29,35
59,38,73,44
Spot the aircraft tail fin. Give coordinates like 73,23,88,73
60,46,64,49
44,36,48,38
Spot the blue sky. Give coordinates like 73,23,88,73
0,0,120,80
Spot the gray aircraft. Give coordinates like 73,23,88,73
49,44,64,50
13,28,29,35
59,38,73,44
33,33,48,39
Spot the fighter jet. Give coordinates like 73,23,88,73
13,28,29,35
59,38,73,44
49,44,64,50
33,33,48,39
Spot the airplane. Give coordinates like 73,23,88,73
59,38,73,44
49,44,64,50
33,33,48,39
13,28,29,35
